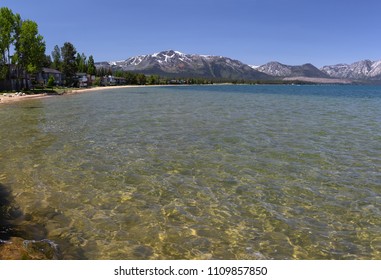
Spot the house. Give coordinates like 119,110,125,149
76,73,88,87
36,68,63,86
75,73,96,87
0,65,32,91
114,76,126,85
101,75,119,86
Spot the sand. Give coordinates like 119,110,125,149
0,93,49,105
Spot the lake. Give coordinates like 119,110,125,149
0,85,380,259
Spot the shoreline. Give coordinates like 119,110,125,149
0,93,50,105
64,84,154,95
1,82,361,106
0,85,154,106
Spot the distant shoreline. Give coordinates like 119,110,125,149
0,84,228,106
0,85,154,106
0,82,366,106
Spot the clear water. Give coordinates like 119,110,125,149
0,85,380,259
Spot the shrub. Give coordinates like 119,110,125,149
47,76,55,88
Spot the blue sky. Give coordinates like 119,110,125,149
2,0,381,67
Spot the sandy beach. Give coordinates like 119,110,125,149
65,84,149,95
0,93,49,105
0,85,149,106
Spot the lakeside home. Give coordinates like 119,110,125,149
101,75,126,86
36,68,63,86
0,65,32,91
0,68,99,91
76,73,89,87
1,67,63,90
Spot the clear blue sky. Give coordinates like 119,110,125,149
2,0,381,67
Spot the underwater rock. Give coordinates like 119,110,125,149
0,237,60,260
133,245,153,259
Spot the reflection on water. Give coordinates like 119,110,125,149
1,85,381,259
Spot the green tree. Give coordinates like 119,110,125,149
51,45,61,70
93,76,101,86
148,74,160,85
96,67,105,77
0,8,19,80
125,72,137,84
114,70,124,77
43,54,52,68
47,75,55,87
136,73,146,85
61,42,77,86
14,19,46,89
87,55,96,75
76,52,87,73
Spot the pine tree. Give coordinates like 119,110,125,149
77,52,87,73
87,55,96,75
61,42,77,86
51,45,61,70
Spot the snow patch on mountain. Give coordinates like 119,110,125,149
96,51,381,81
256,62,328,78
100,50,270,80
321,59,381,80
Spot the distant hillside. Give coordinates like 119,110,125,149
256,61,329,78
320,60,381,80
96,51,381,82
96,50,270,81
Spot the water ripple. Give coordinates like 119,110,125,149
1,85,380,259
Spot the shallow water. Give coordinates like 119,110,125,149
1,85,380,259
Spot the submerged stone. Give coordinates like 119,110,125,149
133,245,153,259
0,237,60,260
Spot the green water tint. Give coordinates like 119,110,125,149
1,85,380,259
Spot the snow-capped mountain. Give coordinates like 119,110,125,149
320,60,381,80
256,61,329,78
96,50,270,80
96,51,381,82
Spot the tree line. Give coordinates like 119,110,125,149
50,42,96,86
1,7,290,91
0,7,45,90
95,68,216,86
0,7,96,90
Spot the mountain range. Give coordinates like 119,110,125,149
96,50,270,80
321,60,381,80
255,62,330,78
95,50,381,82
